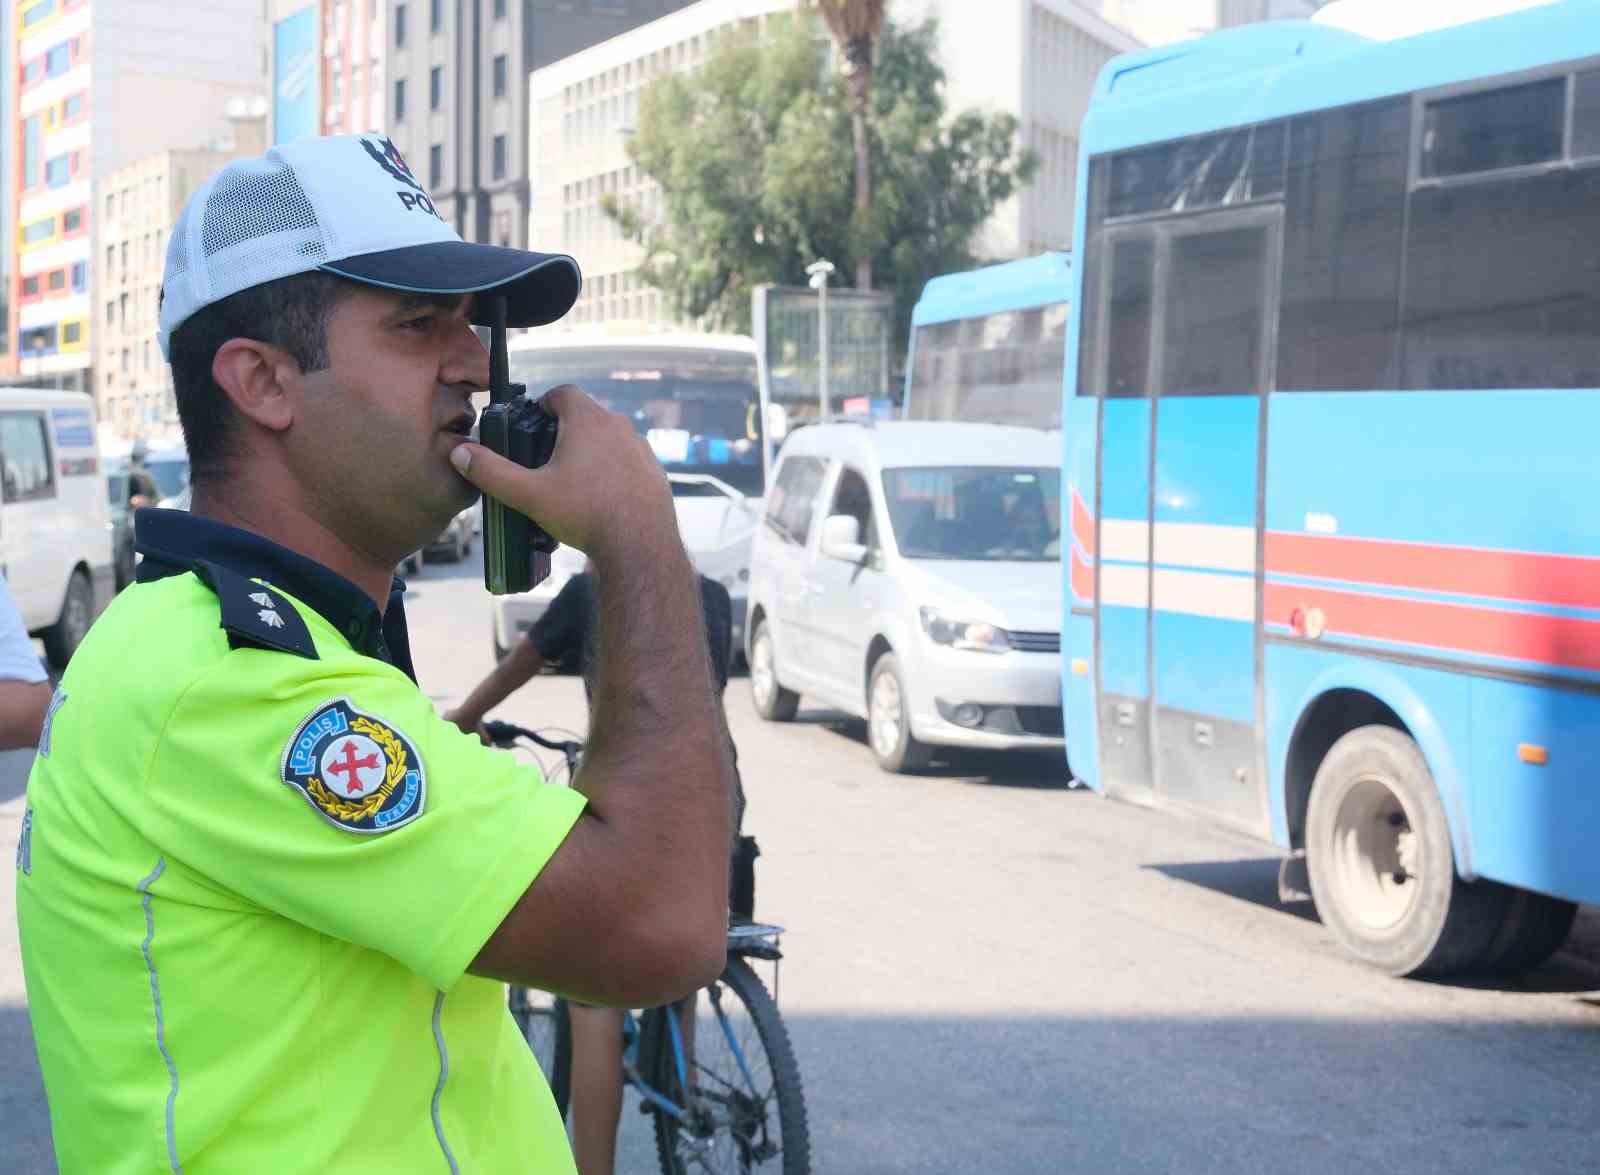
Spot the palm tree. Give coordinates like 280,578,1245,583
809,0,888,291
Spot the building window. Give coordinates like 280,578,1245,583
395,78,406,122
105,301,114,326
45,44,70,76
492,134,507,180
395,3,406,47
63,322,81,346
430,0,441,32
22,1,57,29
22,277,40,298
48,269,65,291
430,67,442,110
21,217,55,245
63,93,84,120
71,262,86,292
429,144,443,189
63,208,82,234
45,155,69,188
494,0,506,17
494,55,507,99
21,116,41,188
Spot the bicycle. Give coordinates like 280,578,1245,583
487,719,811,1175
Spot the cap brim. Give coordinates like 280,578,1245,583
320,241,582,327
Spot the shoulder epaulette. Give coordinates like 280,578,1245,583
193,560,319,661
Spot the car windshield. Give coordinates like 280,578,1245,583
508,344,764,498
882,465,1060,562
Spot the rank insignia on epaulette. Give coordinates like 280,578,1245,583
281,698,426,834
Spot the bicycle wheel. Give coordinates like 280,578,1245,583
650,958,810,1175
508,986,571,1118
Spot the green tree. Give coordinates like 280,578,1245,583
604,13,1037,349
808,0,888,291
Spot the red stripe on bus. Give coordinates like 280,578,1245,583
1071,487,1095,559
1263,583,1600,674
1266,531,1600,611
1070,545,1095,601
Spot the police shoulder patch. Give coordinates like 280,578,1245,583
281,698,426,834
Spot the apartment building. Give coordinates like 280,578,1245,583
96,125,266,439
384,0,695,250
8,0,266,393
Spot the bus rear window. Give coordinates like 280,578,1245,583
1421,78,1564,179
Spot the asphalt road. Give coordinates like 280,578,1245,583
4,545,1599,1173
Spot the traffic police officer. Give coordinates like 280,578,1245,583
15,134,736,1173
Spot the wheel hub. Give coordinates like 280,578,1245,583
1330,775,1420,932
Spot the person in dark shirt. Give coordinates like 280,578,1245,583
446,564,742,1175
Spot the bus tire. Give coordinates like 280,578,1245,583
1480,890,1579,975
1305,725,1508,977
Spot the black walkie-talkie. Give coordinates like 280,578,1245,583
478,295,559,594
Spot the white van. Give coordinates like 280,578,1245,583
0,389,114,667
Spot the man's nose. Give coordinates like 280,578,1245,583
441,317,491,390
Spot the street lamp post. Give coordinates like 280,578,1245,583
806,259,836,419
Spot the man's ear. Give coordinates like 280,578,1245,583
211,339,299,433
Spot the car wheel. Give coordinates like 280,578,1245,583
868,652,931,773
749,619,799,721
44,570,95,669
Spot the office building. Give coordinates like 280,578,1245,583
385,0,695,251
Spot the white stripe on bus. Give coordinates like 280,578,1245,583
1152,568,1255,622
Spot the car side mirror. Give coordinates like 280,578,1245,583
820,514,868,563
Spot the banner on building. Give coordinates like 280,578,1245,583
273,9,319,145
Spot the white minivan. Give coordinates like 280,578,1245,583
746,420,1064,772
0,390,114,667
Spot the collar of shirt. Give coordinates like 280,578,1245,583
134,508,418,683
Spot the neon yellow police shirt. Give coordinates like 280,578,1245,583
16,568,586,1173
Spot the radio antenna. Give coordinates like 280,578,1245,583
489,295,511,404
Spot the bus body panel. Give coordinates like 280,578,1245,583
1066,1,1600,914
1094,398,1152,801
1064,395,1100,789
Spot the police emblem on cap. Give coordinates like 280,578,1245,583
282,698,426,834
361,134,425,193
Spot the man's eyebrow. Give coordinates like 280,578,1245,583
388,292,469,317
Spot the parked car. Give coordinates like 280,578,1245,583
422,505,475,563
746,420,1064,772
0,389,115,667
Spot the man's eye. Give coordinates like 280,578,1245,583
400,315,434,332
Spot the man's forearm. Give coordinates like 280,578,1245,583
456,641,542,722
0,681,51,751
580,540,734,926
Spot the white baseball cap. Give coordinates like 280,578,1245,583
158,133,582,359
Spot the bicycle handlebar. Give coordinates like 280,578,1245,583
482,719,584,758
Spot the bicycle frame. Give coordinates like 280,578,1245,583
622,925,784,1123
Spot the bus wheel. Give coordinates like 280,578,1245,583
1479,889,1579,975
1305,726,1507,977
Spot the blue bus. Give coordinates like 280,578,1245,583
903,252,1070,428
1062,3,1600,977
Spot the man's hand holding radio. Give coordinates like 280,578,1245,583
451,385,679,564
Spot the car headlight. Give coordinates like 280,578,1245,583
919,607,1011,654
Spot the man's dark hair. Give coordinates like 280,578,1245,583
166,271,357,486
